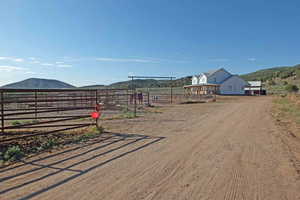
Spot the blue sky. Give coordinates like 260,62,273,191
1,0,300,86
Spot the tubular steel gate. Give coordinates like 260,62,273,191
0,88,130,142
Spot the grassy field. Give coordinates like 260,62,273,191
272,94,300,127
138,87,185,95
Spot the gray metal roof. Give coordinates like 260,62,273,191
205,69,220,76
202,68,227,77
248,81,262,87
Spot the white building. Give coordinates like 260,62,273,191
187,68,249,95
245,81,266,95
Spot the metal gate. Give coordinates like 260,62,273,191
0,88,129,142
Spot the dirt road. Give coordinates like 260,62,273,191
1,96,299,200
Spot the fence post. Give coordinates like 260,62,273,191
126,89,129,111
134,90,137,117
1,91,4,134
95,90,98,105
147,88,150,106
170,77,173,104
35,91,37,119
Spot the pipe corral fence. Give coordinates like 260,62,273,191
0,85,215,143
0,88,132,143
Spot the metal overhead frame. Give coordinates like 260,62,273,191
128,76,176,117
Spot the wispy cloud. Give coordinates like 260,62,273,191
0,66,26,72
59,56,189,64
208,58,230,62
57,64,72,68
248,58,256,62
41,63,54,66
31,60,40,64
24,71,38,75
24,71,45,75
55,61,64,64
96,57,158,63
0,57,25,62
14,58,24,62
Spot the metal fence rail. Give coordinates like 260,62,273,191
0,87,214,142
0,88,130,142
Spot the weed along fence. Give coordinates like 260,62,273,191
0,88,130,143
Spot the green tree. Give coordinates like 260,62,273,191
279,71,292,79
295,69,300,79
285,84,299,93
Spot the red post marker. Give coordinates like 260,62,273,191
91,111,101,119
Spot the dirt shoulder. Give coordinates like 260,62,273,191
271,94,300,176
1,96,299,200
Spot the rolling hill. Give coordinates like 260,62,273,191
108,76,192,89
80,84,106,89
3,64,300,91
1,78,76,89
240,64,300,81
241,64,300,93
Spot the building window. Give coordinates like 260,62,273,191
192,78,197,84
213,78,216,83
228,85,233,91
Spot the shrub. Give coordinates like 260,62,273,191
285,84,299,93
268,80,276,86
31,120,40,124
296,69,300,79
122,112,136,119
11,120,22,126
280,71,293,79
41,138,59,150
0,152,3,163
96,126,105,134
4,146,24,161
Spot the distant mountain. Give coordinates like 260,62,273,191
108,76,192,89
1,78,76,89
240,64,300,81
80,84,106,89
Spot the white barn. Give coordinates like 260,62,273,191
188,68,248,95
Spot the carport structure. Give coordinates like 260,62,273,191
128,75,176,116
183,84,220,95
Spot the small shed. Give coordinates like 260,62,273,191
244,81,266,95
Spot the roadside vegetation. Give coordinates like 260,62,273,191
0,126,105,167
1,99,164,167
11,120,40,126
272,94,300,137
285,84,299,93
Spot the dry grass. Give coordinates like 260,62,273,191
272,94,300,138
273,95,300,123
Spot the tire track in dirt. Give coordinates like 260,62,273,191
1,96,300,200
